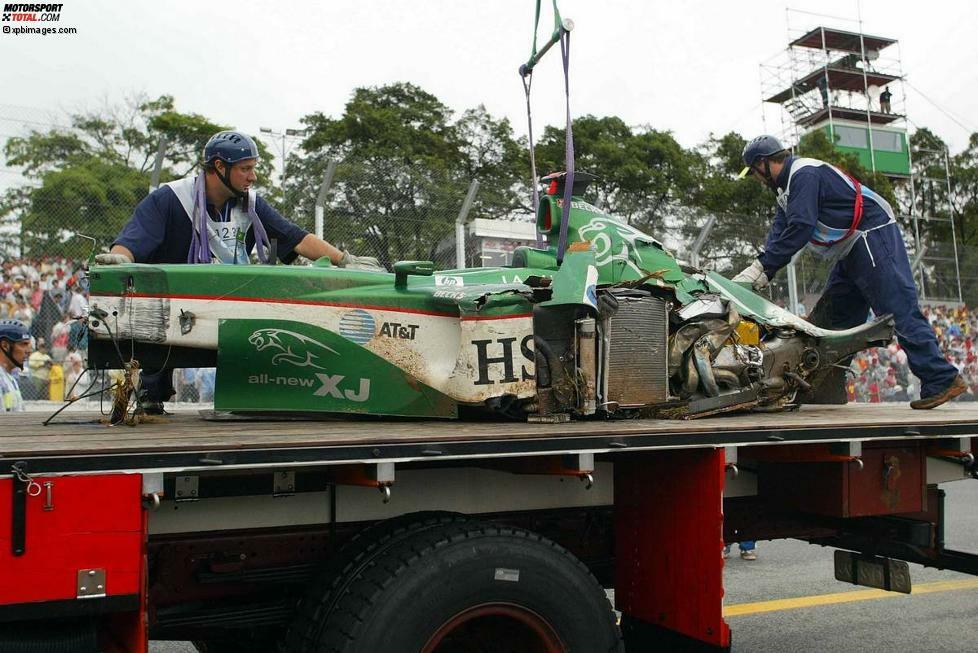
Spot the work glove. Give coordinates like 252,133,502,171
337,250,384,271
94,253,133,266
731,259,769,291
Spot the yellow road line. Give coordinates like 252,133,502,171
724,578,978,617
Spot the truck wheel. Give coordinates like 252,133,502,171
284,511,470,653
311,521,622,653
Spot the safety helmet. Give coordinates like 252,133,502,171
739,135,786,178
0,319,31,344
203,131,260,167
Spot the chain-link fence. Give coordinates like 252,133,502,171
665,206,966,310
269,152,482,271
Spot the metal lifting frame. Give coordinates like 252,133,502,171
520,0,575,261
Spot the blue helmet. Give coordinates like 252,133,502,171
739,135,786,178
0,319,31,344
203,131,260,167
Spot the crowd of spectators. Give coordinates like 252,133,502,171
2,257,91,401
848,305,978,403
3,256,217,405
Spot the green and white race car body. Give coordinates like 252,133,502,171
88,174,893,420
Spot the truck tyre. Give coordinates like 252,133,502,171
284,511,470,653
310,521,622,653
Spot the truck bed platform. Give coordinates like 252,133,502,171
3,404,977,474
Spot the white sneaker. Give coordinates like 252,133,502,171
740,549,757,561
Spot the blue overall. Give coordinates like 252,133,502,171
757,156,957,398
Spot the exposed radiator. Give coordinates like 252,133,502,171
604,295,669,407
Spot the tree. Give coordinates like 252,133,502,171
909,128,954,224
279,83,526,268
20,159,149,256
1,95,237,258
905,129,978,303
534,116,699,236
453,105,529,220
688,132,777,274
904,128,969,300
951,133,978,302
952,132,978,248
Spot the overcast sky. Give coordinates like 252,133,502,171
2,0,976,164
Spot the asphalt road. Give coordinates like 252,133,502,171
722,477,978,652
151,479,978,653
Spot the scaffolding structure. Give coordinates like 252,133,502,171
759,10,962,305
761,25,907,173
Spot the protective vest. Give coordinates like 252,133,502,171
165,176,270,265
777,158,897,266
0,365,24,412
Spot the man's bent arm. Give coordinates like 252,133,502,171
757,172,820,277
294,234,343,265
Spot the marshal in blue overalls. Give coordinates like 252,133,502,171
734,136,962,408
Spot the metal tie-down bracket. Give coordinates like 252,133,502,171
325,463,395,504
926,437,975,467
142,473,164,511
77,568,106,599
273,471,296,497
724,446,739,479
174,475,199,502
483,453,596,489
9,462,41,556
830,441,864,471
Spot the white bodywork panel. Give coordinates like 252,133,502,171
90,295,535,403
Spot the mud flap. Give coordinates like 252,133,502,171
834,550,911,594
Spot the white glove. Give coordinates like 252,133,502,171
338,250,384,271
94,253,133,266
731,259,769,291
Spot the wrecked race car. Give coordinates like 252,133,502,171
87,172,893,420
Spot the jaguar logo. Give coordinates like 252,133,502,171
248,329,339,370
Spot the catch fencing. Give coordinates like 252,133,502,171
271,153,482,271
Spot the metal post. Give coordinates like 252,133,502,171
314,160,337,241
260,127,306,186
820,27,836,152
905,124,923,294
855,6,878,175
943,148,963,302
280,133,288,186
455,180,480,269
149,138,167,191
911,244,928,273
689,214,716,269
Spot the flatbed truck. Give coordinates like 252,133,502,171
2,403,977,652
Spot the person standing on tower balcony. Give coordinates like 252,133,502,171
880,86,893,113
816,75,830,108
